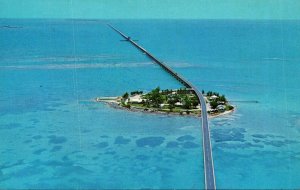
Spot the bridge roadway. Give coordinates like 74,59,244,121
108,24,216,190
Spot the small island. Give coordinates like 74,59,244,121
96,87,234,117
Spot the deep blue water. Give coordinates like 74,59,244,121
1,19,300,189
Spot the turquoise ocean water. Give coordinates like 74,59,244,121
1,19,300,189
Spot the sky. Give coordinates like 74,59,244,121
0,0,299,20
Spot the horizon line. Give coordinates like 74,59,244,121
1,18,299,21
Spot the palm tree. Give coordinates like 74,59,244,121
122,92,129,99
183,95,192,109
168,100,176,111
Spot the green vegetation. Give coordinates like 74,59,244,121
145,87,164,108
130,90,143,96
206,91,219,97
226,105,234,111
182,95,192,109
122,92,129,99
210,101,218,109
115,87,234,116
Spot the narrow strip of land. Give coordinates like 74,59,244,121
108,24,216,190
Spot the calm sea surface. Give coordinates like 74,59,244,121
1,19,300,189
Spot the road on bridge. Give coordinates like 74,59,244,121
108,24,216,190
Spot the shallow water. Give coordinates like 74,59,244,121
1,19,300,189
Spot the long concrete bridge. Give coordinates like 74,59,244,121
108,24,216,190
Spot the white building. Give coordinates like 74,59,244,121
175,102,183,106
130,95,143,103
210,95,218,100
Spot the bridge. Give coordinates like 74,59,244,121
108,24,216,190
